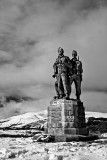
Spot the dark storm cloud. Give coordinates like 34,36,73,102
0,0,107,115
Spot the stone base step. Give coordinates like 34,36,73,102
46,128,89,136
55,134,99,142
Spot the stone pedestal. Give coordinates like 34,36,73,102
46,99,88,142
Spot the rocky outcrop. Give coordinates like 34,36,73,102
87,117,107,133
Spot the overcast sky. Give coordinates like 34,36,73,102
0,0,107,118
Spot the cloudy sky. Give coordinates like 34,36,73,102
0,0,107,118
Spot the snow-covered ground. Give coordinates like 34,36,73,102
0,136,107,159
0,110,107,159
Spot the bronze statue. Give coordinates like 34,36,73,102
53,48,83,100
53,47,72,100
69,50,83,100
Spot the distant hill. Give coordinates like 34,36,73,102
0,112,45,130
0,110,107,130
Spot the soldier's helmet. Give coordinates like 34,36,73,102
72,50,77,57
58,47,64,55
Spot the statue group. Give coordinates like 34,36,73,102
53,47,83,100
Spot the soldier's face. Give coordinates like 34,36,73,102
58,49,63,56
72,52,76,58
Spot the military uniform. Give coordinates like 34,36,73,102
53,55,71,99
69,57,83,100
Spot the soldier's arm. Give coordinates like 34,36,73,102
52,58,58,78
78,61,83,81
81,62,83,81
53,58,58,68
65,56,72,69
79,61,83,74
81,62,83,73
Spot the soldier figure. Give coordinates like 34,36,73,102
53,47,72,100
69,50,83,100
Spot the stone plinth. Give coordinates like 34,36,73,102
46,99,88,141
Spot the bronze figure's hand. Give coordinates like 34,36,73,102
52,74,56,78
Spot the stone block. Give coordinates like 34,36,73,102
74,105,85,117
65,116,74,122
64,109,74,116
55,135,66,142
78,101,83,106
66,135,79,142
49,116,62,121
62,122,75,128
79,128,89,135
75,122,86,128
64,128,79,134
50,122,62,128
46,99,87,137
74,116,85,124
48,127,63,135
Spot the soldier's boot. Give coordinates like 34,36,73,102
77,95,80,101
59,94,63,99
64,94,70,100
53,95,60,99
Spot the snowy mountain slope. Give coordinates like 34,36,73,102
0,110,107,130
0,112,45,129
85,111,107,118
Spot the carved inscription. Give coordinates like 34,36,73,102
50,122,62,128
49,116,62,121
48,128,63,135
64,109,73,116
65,116,74,122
